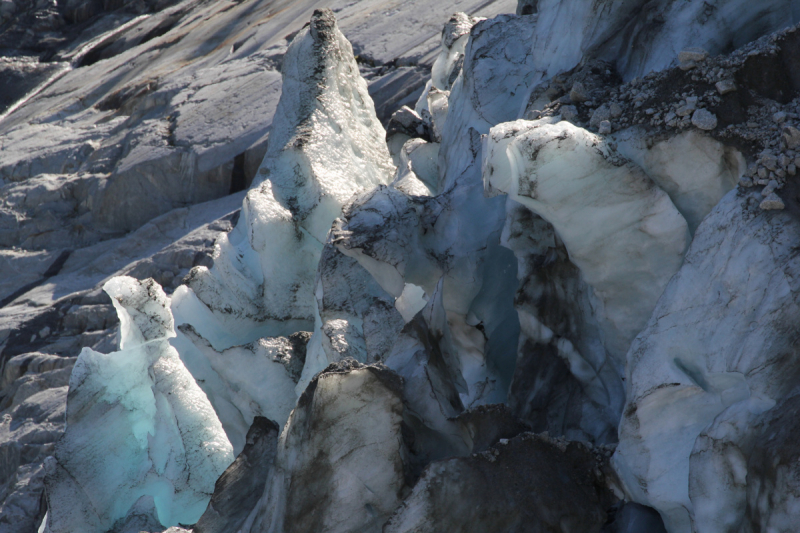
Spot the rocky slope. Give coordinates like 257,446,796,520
3,0,800,532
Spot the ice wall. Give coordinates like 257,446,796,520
43,277,232,533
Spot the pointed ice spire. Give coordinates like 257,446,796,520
176,8,395,349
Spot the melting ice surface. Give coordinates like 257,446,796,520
43,277,232,532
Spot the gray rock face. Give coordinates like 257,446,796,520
195,417,280,533
0,353,74,533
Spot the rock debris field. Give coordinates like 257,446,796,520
1,0,800,533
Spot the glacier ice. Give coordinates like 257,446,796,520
524,0,800,90
43,277,233,533
500,199,623,443
391,138,439,197
430,13,477,93
175,325,305,454
13,3,800,533
332,184,518,409
439,13,537,193
614,190,800,532
171,7,399,450
614,128,745,234
296,242,405,395
484,119,690,362
179,8,395,350
242,361,409,533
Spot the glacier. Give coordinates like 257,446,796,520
3,0,800,532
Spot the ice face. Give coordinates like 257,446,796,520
176,325,303,454
614,128,745,234
179,9,395,352
484,119,690,364
171,9,398,444
253,8,395,241
613,190,800,533
430,13,477,92
501,199,623,443
439,14,537,193
43,277,233,533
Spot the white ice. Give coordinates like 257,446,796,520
44,277,232,533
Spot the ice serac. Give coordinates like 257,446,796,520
43,277,233,533
614,128,745,234
179,8,395,349
439,13,537,192
415,12,478,124
335,13,537,412
484,119,690,362
613,191,800,533
174,324,305,453
431,12,476,93
333,183,518,410
255,7,395,241
296,242,405,394
384,433,617,533
501,199,622,443
243,360,409,533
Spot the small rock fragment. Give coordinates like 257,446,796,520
676,102,696,117
760,193,786,210
773,111,787,124
762,180,779,197
598,120,612,134
782,126,800,149
560,105,579,122
590,104,611,128
715,80,736,95
569,82,588,103
679,48,708,70
761,154,778,171
609,102,623,118
691,109,717,130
